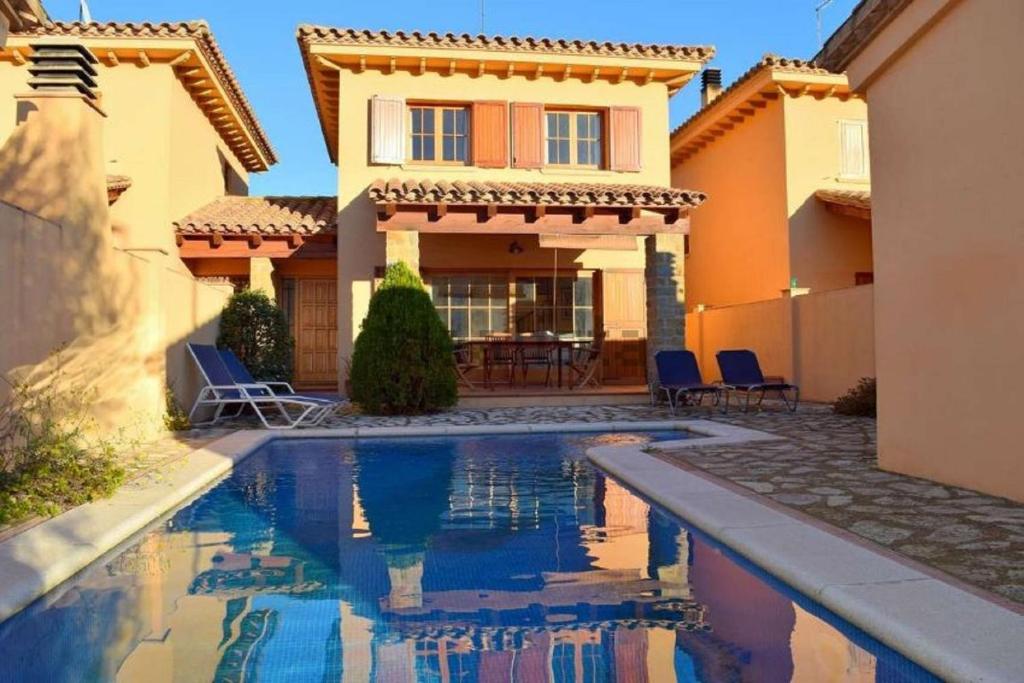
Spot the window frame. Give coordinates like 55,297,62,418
838,118,869,180
407,102,471,166
544,107,606,170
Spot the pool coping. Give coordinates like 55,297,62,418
587,440,1024,683
0,419,705,624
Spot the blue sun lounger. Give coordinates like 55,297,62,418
187,343,341,429
652,350,722,414
716,349,799,413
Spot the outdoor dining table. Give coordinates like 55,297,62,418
462,337,583,388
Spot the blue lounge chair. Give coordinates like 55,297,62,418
653,350,721,414
716,349,799,413
187,343,339,429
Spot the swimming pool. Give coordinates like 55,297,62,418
0,431,937,682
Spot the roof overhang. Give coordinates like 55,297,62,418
671,67,856,164
2,23,276,172
370,179,705,236
298,27,712,164
815,188,871,221
0,0,47,33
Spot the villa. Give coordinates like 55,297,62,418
1,0,1023,680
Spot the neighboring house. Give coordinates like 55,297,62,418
178,27,714,390
817,0,1024,502
0,20,275,431
670,57,873,312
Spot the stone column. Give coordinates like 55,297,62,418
249,257,276,299
384,230,420,273
644,233,686,385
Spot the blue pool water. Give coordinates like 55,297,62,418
0,431,937,682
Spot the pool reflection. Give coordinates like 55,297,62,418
0,433,930,682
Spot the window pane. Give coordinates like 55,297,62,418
547,139,559,164
575,277,593,306
431,278,449,306
575,309,594,338
442,108,455,134
490,307,508,334
556,277,573,306
470,277,490,306
558,113,569,137
443,136,454,161
591,141,602,167
449,309,468,339
423,136,435,160
577,113,589,138
535,279,553,306
412,136,423,161
515,307,534,334
577,140,590,165
423,109,435,134
516,279,535,303
556,307,574,334
470,309,489,338
558,140,570,164
546,112,558,136
455,109,468,135
411,109,423,134
490,281,508,304
450,278,469,306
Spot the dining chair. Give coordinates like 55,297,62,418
483,333,517,389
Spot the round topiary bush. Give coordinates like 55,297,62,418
217,289,294,382
349,262,457,414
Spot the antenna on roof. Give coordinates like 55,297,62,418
815,0,836,48
479,0,485,34
79,0,93,23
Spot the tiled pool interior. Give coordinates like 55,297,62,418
0,431,937,682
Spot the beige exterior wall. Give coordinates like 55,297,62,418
333,69,673,368
685,285,874,402
0,51,252,435
671,99,789,311
844,0,1024,501
782,95,873,293
671,90,872,311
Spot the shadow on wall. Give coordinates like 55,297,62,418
0,98,231,438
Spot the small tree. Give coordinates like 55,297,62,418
217,289,293,382
349,262,457,414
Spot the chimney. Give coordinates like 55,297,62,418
27,41,99,99
700,68,723,107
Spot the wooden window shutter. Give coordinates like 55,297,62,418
511,102,544,169
609,106,642,172
471,101,508,168
370,95,405,164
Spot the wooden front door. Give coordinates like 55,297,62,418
600,270,647,384
294,279,338,388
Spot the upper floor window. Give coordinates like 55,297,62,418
409,105,469,164
545,110,604,168
839,119,868,179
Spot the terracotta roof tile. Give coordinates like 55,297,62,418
368,179,707,209
174,196,337,236
297,26,714,63
14,21,276,168
815,188,871,211
815,0,913,73
671,55,837,142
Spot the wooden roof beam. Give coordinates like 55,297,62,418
137,51,150,67
104,51,118,67
168,51,193,67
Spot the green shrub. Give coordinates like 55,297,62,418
217,289,294,382
1,363,126,527
349,262,457,414
833,377,877,417
163,385,191,432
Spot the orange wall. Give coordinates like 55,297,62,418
847,0,1024,501
686,285,875,402
672,99,790,311
782,95,873,293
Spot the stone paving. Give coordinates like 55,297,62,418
139,401,1024,605
650,406,1024,605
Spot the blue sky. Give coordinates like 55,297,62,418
46,0,860,196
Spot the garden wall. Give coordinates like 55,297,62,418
685,285,875,402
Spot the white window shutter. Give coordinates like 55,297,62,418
371,95,405,164
839,120,867,178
